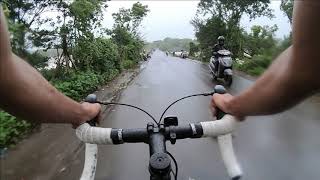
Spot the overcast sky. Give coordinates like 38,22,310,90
102,0,291,42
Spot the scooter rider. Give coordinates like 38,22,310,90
213,36,226,71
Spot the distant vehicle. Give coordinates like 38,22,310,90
172,51,188,59
174,51,182,57
209,49,233,86
180,51,188,59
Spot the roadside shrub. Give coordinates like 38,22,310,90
248,66,265,76
53,71,101,100
106,68,120,81
26,51,49,69
53,70,120,101
73,38,119,73
0,111,33,148
235,53,273,76
41,69,56,81
122,60,135,69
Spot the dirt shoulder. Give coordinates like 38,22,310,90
0,64,145,180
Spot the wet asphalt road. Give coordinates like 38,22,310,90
63,50,320,180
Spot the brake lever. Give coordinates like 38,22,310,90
84,94,98,126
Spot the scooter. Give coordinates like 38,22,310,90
209,49,233,86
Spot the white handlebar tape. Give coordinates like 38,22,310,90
201,115,242,180
76,123,113,144
200,115,239,137
218,134,242,180
80,143,98,180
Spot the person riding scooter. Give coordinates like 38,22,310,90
213,36,226,71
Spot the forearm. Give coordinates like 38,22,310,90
229,47,319,117
228,1,320,117
0,54,87,124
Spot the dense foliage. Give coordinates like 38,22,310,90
192,0,292,76
280,0,293,24
0,112,34,148
0,1,149,148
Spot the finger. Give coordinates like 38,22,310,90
212,94,223,109
211,106,217,117
91,103,101,125
211,96,217,107
88,103,101,116
96,108,102,126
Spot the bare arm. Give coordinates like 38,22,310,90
212,1,320,117
0,7,100,126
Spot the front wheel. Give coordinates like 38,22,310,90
225,75,232,86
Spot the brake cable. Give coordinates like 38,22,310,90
96,101,159,126
158,92,214,124
167,151,178,180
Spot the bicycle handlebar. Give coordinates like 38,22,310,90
77,85,242,180
76,115,242,180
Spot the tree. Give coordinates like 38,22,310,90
29,0,108,75
192,0,274,61
196,0,273,25
2,0,56,55
189,42,199,57
243,25,278,56
112,2,149,36
280,0,293,24
110,2,149,69
192,16,228,60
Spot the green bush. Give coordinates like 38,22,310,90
0,111,33,148
235,53,273,76
248,66,265,76
107,68,120,81
73,38,119,73
41,69,56,81
53,70,119,101
26,51,49,69
54,71,101,100
122,60,135,69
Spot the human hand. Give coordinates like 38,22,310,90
73,102,101,128
211,93,244,121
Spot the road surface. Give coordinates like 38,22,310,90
57,50,320,180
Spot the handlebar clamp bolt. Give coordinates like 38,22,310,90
169,130,177,144
159,124,165,132
147,122,154,134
